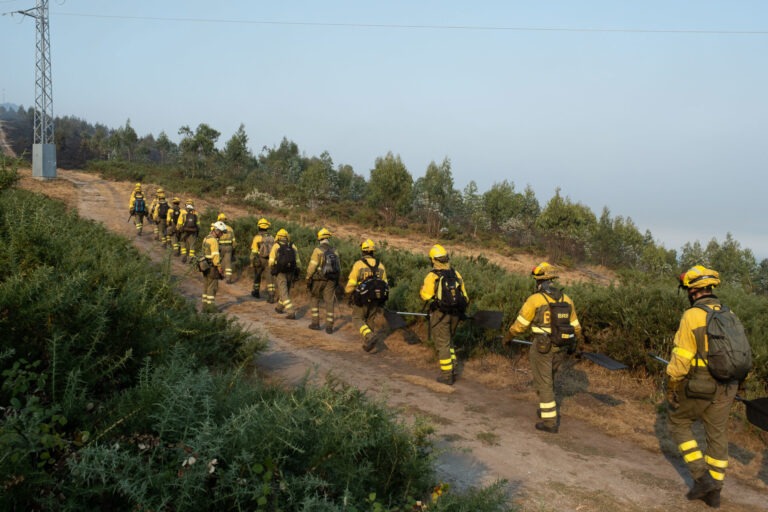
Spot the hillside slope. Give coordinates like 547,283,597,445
19,168,768,512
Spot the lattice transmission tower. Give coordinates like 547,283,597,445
16,0,56,178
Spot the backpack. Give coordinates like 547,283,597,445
694,304,752,382
258,234,275,259
157,202,169,221
133,194,147,214
183,212,198,232
170,208,181,225
543,293,575,347
320,247,341,281
273,242,297,274
431,268,468,314
353,259,389,306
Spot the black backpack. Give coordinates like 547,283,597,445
183,212,198,232
133,194,147,214
170,207,181,225
157,202,169,220
432,268,468,314
543,293,575,347
694,304,752,382
273,242,297,275
321,247,341,281
353,259,389,306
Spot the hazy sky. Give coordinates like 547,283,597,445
2,1,767,258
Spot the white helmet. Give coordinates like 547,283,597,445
213,221,227,232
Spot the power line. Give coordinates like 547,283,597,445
47,11,768,36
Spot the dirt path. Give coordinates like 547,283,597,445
0,121,17,158
30,170,768,511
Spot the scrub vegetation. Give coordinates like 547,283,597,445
0,161,514,510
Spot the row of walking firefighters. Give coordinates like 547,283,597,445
130,182,750,508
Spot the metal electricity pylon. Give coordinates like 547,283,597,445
15,0,56,178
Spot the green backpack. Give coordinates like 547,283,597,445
695,304,752,382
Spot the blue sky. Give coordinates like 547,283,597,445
2,1,767,259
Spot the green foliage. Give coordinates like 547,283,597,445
0,153,21,190
368,152,414,224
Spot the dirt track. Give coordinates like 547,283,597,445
23,169,768,511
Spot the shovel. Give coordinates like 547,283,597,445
648,353,768,432
508,339,627,370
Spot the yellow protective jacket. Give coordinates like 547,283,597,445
667,296,721,383
419,261,468,302
268,241,301,270
166,206,181,225
202,233,221,267
152,200,168,221
129,189,141,208
129,192,147,213
507,290,581,338
149,197,159,218
307,241,338,280
177,210,200,232
219,223,236,248
345,256,387,294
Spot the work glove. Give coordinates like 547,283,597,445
666,378,680,410
500,332,513,346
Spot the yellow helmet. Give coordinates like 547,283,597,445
532,262,558,280
134,182,141,190
317,228,332,241
429,244,448,261
158,193,166,199
257,218,270,229
172,197,181,204
217,213,227,221
680,265,720,289
276,228,289,241
361,239,375,252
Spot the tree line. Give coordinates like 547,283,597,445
2,104,765,292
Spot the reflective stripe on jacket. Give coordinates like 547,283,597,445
667,296,720,382
345,256,387,294
203,234,221,267
507,291,581,338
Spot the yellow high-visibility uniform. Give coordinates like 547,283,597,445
201,233,221,307
419,260,468,377
250,231,275,299
166,205,182,253
176,210,200,260
307,240,339,329
507,289,581,427
666,296,737,486
345,255,387,346
268,241,301,315
218,223,236,281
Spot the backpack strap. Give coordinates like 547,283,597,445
692,304,716,366
361,257,379,273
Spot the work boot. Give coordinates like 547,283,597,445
436,372,455,386
267,293,276,304
275,306,284,314
251,289,260,298
362,335,376,352
325,325,333,334
181,255,187,263
703,488,721,508
137,228,142,236
535,422,558,434
285,311,296,320
226,278,233,284
687,473,719,501
308,321,321,330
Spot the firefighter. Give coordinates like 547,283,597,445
148,188,164,240
217,213,236,283
420,244,469,385
306,228,340,333
345,239,388,352
666,266,739,508
502,262,581,433
176,200,200,263
200,221,226,312
166,197,182,252
153,191,170,244
269,228,301,320
250,218,276,301
129,185,148,236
